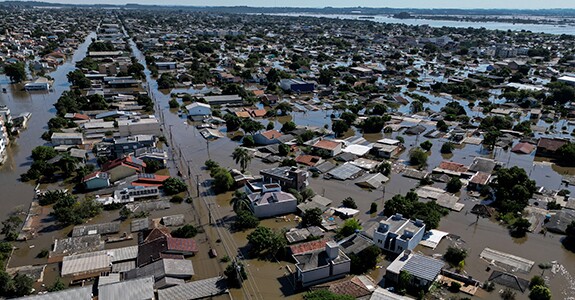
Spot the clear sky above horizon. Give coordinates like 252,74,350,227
21,0,575,9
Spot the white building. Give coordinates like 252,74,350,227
51,132,84,146
185,102,212,120
373,214,425,254
0,116,9,164
118,117,161,137
293,241,351,287
248,184,297,218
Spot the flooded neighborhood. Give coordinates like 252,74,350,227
0,1,574,300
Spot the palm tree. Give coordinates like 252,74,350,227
232,147,251,173
230,191,251,213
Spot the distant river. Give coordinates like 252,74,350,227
268,13,575,35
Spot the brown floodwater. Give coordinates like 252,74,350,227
0,32,97,219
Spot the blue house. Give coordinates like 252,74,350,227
83,171,111,190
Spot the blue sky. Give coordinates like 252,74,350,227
28,0,575,9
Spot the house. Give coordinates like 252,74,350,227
185,102,211,121
558,75,575,86
132,173,170,187
536,137,568,158
312,139,343,157
157,276,229,300
50,132,84,146
468,157,497,174
202,94,243,106
99,276,155,300
295,154,323,167
248,183,298,218
135,147,168,167
117,117,161,137
311,275,377,299
11,286,93,300
511,142,536,154
293,241,351,288
386,250,444,290
373,139,402,159
253,129,283,145
102,156,146,182
125,258,194,289
82,171,110,190
372,214,426,254
297,195,333,214
137,228,198,267
468,172,491,191
355,173,389,190
156,62,177,70
280,78,315,93
113,135,156,158
433,161,469,177
260,166,309,191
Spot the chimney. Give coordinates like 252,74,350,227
325,241,339,260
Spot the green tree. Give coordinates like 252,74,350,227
371,103,387,115
398,270,413,294
441,142,454,154
119,206,132,220
230,191,251,213
224,114,242,131
493,167,536,214
370,202,378,214
240,119,264,135
242,135,255,147
234,210,260,230
339,218,361,237
281,121,296,133
4,62,26,83
304,290,354,300
169,98,179,109
1,215,22,241
377,161,391,176
224,261,247,288
436,120,449,132
483,130,501,150
420,140,433,151
332,119,349,137
529,276,546,290
556,143,575,166
163,178,187,195
511,218,531,237
410,100,423,113
409,148,428,168
300,188,315,201
232,147,252,173
529,285,551,300
342,197,357,209
212,168,234,193
278,144,290,156
444,246,467,267
302,208,323,227
47,278,65,292
247,226,285,257
171,224,198,238
266,122,275,131
275,102,293,116
446,177,463,193
31,146,57,161
501,288,516,300
12,274,33,297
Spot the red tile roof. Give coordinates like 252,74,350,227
511,142,536,154
261,130,282,140
438,161,468,173
313,139,341,151
250,109,267,118
290,239,327,255
537,137,567,152
295,155,322,167
167,237,198,253
470,171,491,185
235,111,251,118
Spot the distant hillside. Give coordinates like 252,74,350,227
1,1,575,17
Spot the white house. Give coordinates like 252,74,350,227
248,184,297,218
51,132,84,146
185,102,212,121
293,241,351,288
373,214,425,254
117,117,161,137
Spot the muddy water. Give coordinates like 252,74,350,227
0,32,97,219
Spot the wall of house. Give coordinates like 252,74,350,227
331,260,351,277
407,227,426,251
85,178,109,190
189,107,211,116
254,199,297,218
299,265,330,287
118,122,161,137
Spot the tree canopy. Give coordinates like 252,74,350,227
492,166,536,214
384,191,448,229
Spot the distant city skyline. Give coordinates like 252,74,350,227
10,0,575,9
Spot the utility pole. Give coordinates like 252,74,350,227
196,174,200,197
